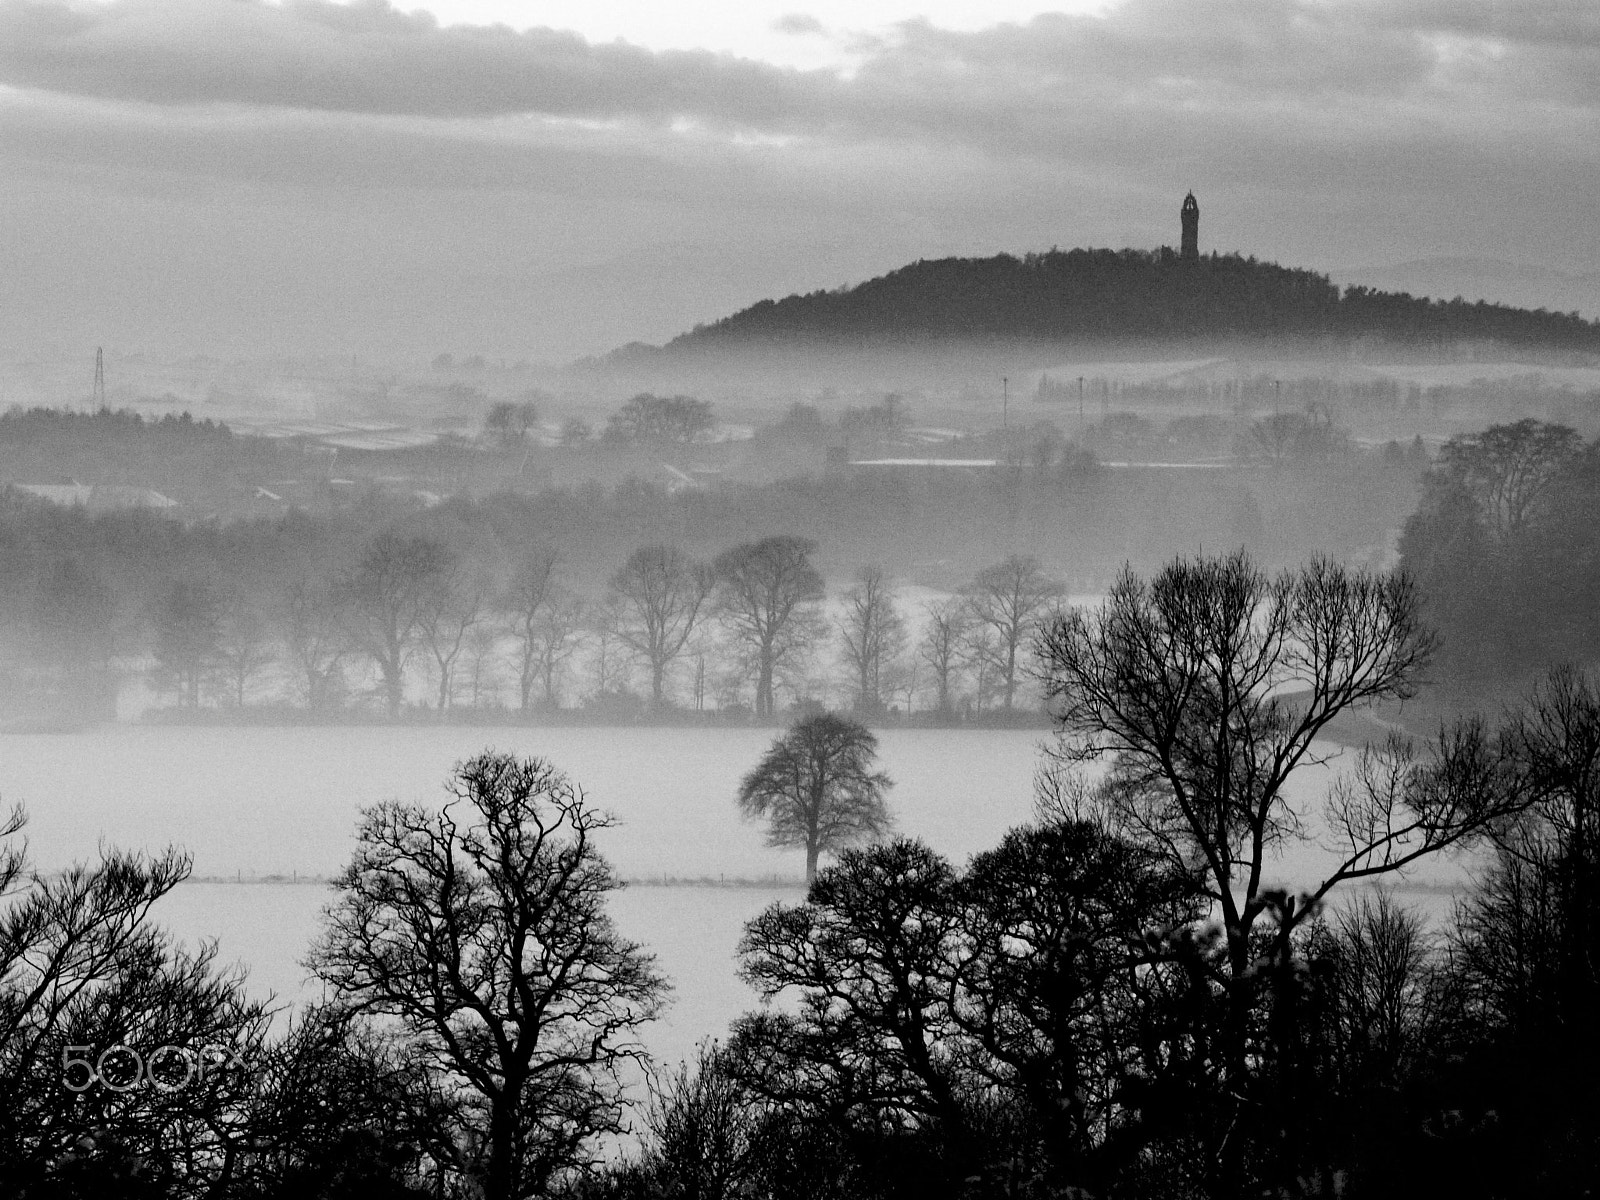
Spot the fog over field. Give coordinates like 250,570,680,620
2,2,1599,1197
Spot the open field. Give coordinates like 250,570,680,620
0,725,1470,1076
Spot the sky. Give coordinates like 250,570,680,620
0,0,1597,363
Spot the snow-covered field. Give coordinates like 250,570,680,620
0,724,1465,1074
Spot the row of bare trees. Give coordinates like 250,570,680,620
146,531,1068,720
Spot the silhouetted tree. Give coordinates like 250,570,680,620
150,576,225,708
280,573,348,712
714,537,826,719
342,531,453,716
837,566,906,716
963,555,1062,711
1037,550,1518,1197
1434,418,1584,541
527,588,587,710
630,1042,766,1200
609,545,714,708
212,588,274,708
307,753,666,1200
737,713,892,882
503,547,560,713
734,840,973,1178
918,598,969,717
415,558,491,711
0,807,272,1198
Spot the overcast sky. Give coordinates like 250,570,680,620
0,0,1596,362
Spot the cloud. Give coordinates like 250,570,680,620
0,0,1596,133
0,0,1595,356
0,0,832,124
1,0,1594,216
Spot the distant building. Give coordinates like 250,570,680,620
1181,192,1199,260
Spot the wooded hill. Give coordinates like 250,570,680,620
662,248,1600,354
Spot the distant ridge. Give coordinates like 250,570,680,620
647,248,1600,357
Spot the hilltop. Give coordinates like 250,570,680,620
644,248,1600,359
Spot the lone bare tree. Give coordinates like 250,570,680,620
609,545,715,708
738,713,893,882
715,536,826,718
837,566,907,716
964,555,1063,710
1037,550,1521,1198
307,753,666,1200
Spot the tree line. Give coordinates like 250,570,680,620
156,537,1066,721
6,550,1600,1197
5,502,1070,722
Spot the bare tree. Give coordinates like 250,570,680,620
417,561,491,711
609,545,714,708
918,597,970,717
150,575,225,709
307,753,666,1200
1309,889,1440,1092
343,531,454,716
528,589,588,710
586,595,632,700
1037,550,1519,1197
633,1043,765,1200
211,588,276,708
715,536,826,719
961,625,1003,714
964,555,1063,710
281,574,347,711
1434,418,1584,541
837,566,907,716
463,622,504,709
504,547,560,713
0,806,274,1195
737,713,893,882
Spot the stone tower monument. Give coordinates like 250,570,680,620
1180,192,1199,260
